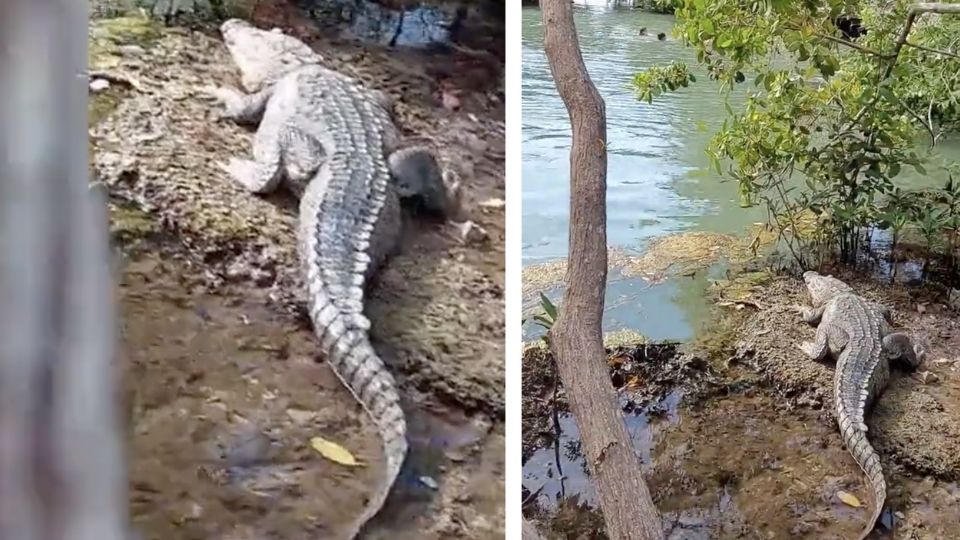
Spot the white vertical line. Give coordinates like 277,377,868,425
504,0,523,538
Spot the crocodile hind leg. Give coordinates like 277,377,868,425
215,92,297,195
387,145,462,219
882,332,925,369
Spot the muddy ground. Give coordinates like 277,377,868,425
521,270,960,540
92,3,504,538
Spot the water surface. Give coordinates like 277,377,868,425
521,4,960,341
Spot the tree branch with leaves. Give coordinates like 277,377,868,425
634,1,960,270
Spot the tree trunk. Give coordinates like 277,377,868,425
540,2,664,540
0,2,127,540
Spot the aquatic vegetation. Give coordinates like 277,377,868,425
523,230,777,303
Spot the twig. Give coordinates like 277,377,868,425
895,94,938,144
811,29,887,57
522,483,546,506
903,40,960,60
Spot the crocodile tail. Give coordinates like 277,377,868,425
838,405,886,540
309,293,408,539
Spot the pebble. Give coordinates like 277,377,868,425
90,78,111,92
478,197,505,209
119,44,146,57
457,220,489,244
948,288,960,311
285,408,318,425
419,476,439,490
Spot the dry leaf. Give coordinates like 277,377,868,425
310,436,360,467
626,375,642,390
837,490,862,507
607,355,628,367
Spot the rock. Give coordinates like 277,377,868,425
916,370,939,384
224,429,274,466
457,220,489,244
119,44,147,57
949,288,960,311
90,78,111,92
419,475,439,490
790,521,815,536
285,408,317,425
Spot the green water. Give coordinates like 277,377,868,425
521,4,960,341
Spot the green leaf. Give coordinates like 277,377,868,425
539,292,558,320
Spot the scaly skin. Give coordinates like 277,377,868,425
205,19,460,538
798,271,924,540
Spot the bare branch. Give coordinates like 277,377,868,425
903,40,960,61
884,2,960,80
895,94,939,144
812,29,887,57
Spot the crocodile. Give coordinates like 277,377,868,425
797,271,925,540
203,19,461,538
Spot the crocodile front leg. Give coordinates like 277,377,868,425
799,322,849,361
800,305,826,325
209,83,312,194
203,85,273,124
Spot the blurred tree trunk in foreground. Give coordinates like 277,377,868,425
540,1,664,539
0,2,127,540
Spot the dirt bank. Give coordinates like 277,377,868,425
90,6,504,414
734,271,960,480
92,3,504,538
521,270,960,539
117,237,503,539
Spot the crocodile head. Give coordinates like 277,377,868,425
220,19,322,93
803,271,853,307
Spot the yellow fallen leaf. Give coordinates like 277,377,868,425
837,490,862,508
310,436,360,467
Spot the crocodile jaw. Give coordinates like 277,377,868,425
220,18,323,92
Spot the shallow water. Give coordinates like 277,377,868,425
523,390,684,510
118,246,500,539
522,381,960,540
521,4,960,341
